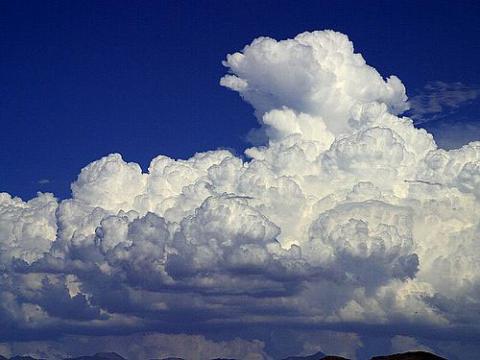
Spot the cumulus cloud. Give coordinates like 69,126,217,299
1,30,479,359
221,31,408,135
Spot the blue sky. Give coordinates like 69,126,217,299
2,0,480,200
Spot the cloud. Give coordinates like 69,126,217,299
1,30,480,359
221,31,409,135
408,81,479,124
299,330,363,359
390,335,434,354
0,333,267,360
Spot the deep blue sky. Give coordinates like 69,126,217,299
2,0,480,200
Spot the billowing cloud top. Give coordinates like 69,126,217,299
220,31,409,134
1,31,479,359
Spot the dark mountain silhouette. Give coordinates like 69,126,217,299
370,351,447,360
282,351,350,360
64,353,126,360
282,350,325,359
281,350,447,360
0,350,448,360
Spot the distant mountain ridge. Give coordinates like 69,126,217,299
370,351,447,360
281,351,350,360
0,350,447,360
282,351,446,360
66,353,126,360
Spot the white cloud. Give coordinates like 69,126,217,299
0,192,57,264
0,30,479,359
221,31,409,135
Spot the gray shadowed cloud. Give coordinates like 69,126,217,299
408,81,479,124
407,81,480,149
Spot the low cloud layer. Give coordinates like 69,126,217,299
0,334,267,360
1,30,480,359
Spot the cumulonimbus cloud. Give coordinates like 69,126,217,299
1,30,480,359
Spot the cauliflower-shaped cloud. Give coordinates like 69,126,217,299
1,30,479,359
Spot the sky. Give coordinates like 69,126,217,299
2,1,480,360
2,0,480,200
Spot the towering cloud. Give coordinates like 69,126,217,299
1,31,479,359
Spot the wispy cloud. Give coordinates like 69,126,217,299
37,179,50,185
408,81,479,123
